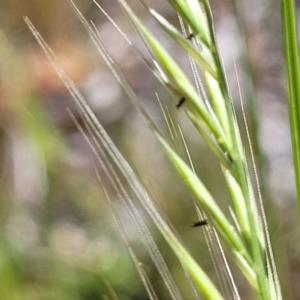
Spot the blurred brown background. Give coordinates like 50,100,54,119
0,0,298,299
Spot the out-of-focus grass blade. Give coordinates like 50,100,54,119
94,168,160,300
282,0,300,223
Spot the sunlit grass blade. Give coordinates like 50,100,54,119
145,5,232,147
162,100,241,299
154,133,259,287
143,5,216,78
166,0,211,47
114,0,231,153
92,0,238,178
235,61,283,300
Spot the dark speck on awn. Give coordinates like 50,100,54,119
176,97,186,109
191,219,208,227
186,33,195,40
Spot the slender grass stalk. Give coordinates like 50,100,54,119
282,0,300,225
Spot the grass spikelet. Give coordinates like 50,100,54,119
24,0,292,298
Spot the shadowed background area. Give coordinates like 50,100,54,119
0,0,298,299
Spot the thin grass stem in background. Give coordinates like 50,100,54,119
282,0,300,225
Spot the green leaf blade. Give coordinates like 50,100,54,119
282,0,300,226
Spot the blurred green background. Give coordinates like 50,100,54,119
0,0,298,299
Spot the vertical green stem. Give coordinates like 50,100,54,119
282,0,300,228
